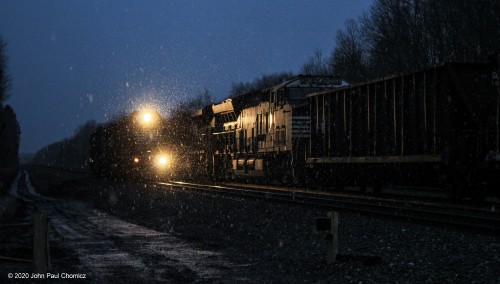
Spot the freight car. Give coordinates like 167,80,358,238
89,110,177,180
307,55,500,197
191,75,345,183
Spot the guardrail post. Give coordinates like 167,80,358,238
326,211,338,264
33,212,50,273
316,211,339,264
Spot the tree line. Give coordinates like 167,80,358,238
304,0,500,84
231,0,500,93
33,120,98,169
0,36,21,194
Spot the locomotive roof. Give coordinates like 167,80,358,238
271,75,347,92
192,75,348,119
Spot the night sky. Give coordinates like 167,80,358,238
0,0,372,153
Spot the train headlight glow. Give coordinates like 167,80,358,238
156,154,169,168
159,156,167,165
136,110,156,127
143,113,152,123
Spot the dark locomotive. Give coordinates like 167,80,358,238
191,75,346,183
89,110,178,180
89,52,500,198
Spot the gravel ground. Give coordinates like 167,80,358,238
0,196,83,282
7,167,500,283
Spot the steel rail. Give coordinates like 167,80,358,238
157,181,500,232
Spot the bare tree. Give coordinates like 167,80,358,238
229,71,294,98
360,0,500,78
0,37,18,193
300,48,331,75
423,0,500,64
332,19,369,83
361,0,427,76
33,120,98,169
0,36,11,105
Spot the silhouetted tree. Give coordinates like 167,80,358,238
366,0,500,77
176,87,213,114
300,48,331,75
33,120,98,169
422,0,500,64
0,105,20,165
229,71,294,98
361,0,426,76
0,37,19,194
332,19,369,83
0,36,10,105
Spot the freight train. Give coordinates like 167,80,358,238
89,52,500,197
190,54,499,197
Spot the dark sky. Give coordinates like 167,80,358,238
0,0,372,153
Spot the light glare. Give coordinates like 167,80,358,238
159,156,167,165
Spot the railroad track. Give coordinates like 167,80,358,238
158,181,500,232
25,165,500,231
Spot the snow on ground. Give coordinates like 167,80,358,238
7,170,234,282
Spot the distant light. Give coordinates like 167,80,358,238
143,113,152,123
133,157,140,163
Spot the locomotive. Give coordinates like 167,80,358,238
89,109,177,180
191,75,346,183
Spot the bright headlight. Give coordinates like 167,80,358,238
156,154,169,167
143,113,152,123
159,156,167,165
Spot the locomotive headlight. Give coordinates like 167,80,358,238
137,110,156,127
143,112,152,123
159,156,167,165
156,154,169,168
